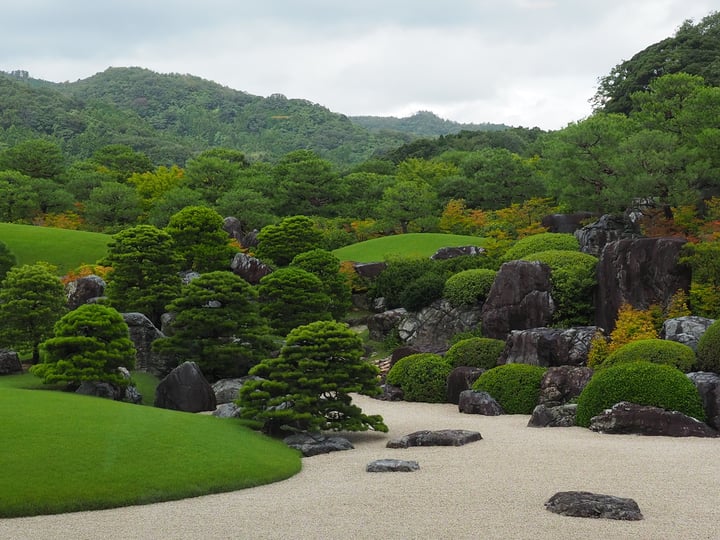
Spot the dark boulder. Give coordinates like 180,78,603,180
661,316,715,352
222,216,245,244
430,246,485,260
480,261,555,340
501,327,599,367
212,376,262,404
213,402,241,418
76,381,122,400
283,433,354,457
528,404,577,427
154,361,216,412
687,372,720,431
0,349,22,375
375,384,404,401
545,491,643,521
66,274,106,309
458,390,504,415
574,214,640,257
367,308,407,342
397,300,484,353
446,366,485,405
541,212,595,234
353,262,387,279
537,365,594,407
230,252,273,285
122,312,170,377
595,238,691,333
366,459,420,472
386,429,482,448
589,402,718,437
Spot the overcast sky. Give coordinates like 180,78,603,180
1,1,717,130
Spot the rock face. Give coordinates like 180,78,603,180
458,390,504,415
76,381,122,400
230,252,273,285
481,261,555,340
545,491,643,521
397,300,484,352
595,238,691,333
446,367,485,405
430,246,485,260
366,459,420,472
0,349,22,375
528,404,578,427
661,316,715,352
537,366,594,407
65,274,106,309
501,327,598,367
122,312,169,377
375,384,404,401
574,214,640,257
283,433,354,457
213,402,241,418
367,308,407,342
386,429,482,448
687,372,720,431
353,262,387,280
589,402,718,437
154,361,217,412
211,377,261,404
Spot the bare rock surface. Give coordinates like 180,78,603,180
386,429,482,448
501,327,598,367
458,390,504,415
589,402,718,438
366,459,420,472
528,404,577,427
283,433,354,457
545,491,643,521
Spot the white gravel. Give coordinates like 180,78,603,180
3,395,720,539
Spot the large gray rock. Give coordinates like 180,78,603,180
76,381,122,400
0,349,22,375
213,402,241,418
538,366,594,407
430,246,485,260
458,390,504,415
595,238,691,333
528,404,578,427
353,262,387,279
480,261,555,340
230,252,273,285
545,491,643,520
122,312,170,377
446,366,485,405
501,327,599,367
574,214,640,257
65,274,106,309
397,300,483,353
662,316,715,352
154,361,217,412
589,402,718,437
687,372,720,431
283,433,354,457
366,459,420,472
211,377,262,404
541,212,595,234
386,429,482,448
367,308,407,342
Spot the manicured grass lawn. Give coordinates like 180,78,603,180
333,233,485,262
0,222,110,275
0,375,301,518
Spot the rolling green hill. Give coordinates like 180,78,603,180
332,233,485,262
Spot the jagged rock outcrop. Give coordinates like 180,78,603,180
230,252,273,284
574,214,640,257
430,246,485,260
595,238,691,333
397,299,483,352
367,308,407,342
661,316,715,352
480,261,555,340
0,349,22,375
528,404,578,427
537,366,594,407
353,262,387,279
65,274,106,309
458,390,504,415
589,402,718,437
545,491,643,520
154,361,216,412
446,366,485,405
501,327,598,367
122,312,170,376
541,212,595,234
387,429,482,448
687,372,720,431
283,433,354,457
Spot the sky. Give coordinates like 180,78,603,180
1,1,717,130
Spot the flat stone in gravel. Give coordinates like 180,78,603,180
545,491,643,521
386,429,482,448
366,459,420,472
283,433,354,457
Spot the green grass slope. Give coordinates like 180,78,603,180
0,379,301,518
333,233,485,262
0,223,110,275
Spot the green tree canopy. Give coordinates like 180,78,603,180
0,139,65,179
290,248,352,320
272,150,339,217
31,304,136,387
0,240,17,282
83,181,142,232
255,215,323,267
239,320,387,434
165,206,236,272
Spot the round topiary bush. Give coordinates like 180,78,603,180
501,233,580,262
401,355,454,403
386,353,440,388
399,272,446,312
600,338,696,373
575,362,705,427
471,364,547,414
696,319,720,373
444,337,505,369
443,269,497,307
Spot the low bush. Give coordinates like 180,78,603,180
600,339,696,373
575,362,705,427
386,353,452,403
444,269,497,307
399,272,446,312
471,364,546,414
444,337,505,369
696,319,720,373
501,232,579,262
386,353,440,387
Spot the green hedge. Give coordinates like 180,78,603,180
600,339,696,373
501,233,579,262
575,362,705,427
444,337,505,369
386,353,452,403
443,269,497,307
696,319,720,373
471,364,546,414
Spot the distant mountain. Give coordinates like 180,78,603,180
351,110,509,137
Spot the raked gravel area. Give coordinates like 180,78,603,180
3,394,720,539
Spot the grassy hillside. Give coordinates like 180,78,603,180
0,223,110,275
333,233,485,262
0,374,301,518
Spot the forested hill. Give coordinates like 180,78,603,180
350,111,509,137
0,67,506,167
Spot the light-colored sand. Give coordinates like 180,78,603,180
3,395,720,539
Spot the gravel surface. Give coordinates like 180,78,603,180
3,395,720,539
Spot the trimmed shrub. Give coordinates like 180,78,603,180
445,337,505,369
401,355,454,403
444,269,497,307
575,362,705,427
368,258,435,309
696,319,720,373
386,353,440,387
600,339,696,373
471,364,546,414
502,233,579,262
399,272,446,312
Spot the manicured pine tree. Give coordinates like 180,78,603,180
165,205,236,272
290,249,352,320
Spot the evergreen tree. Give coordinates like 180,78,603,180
290,249,351,320
165,205,236,272
152,271,274,381
31,304,136,386
255,215,323,267
0,240,16,282
0,263,66,362
239,320,387,434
